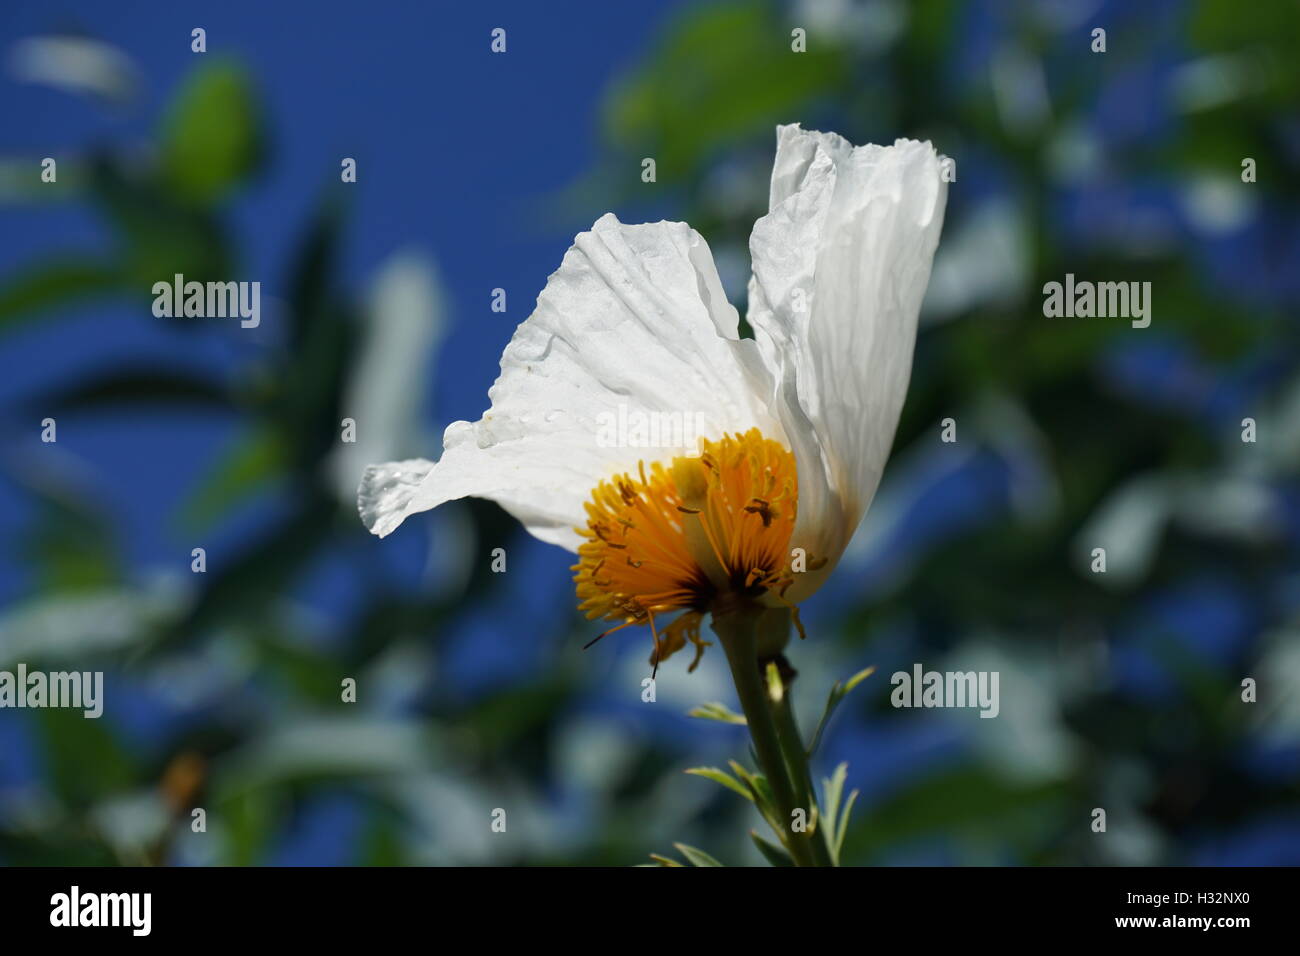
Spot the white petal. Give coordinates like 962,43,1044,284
359,214,779,549
748,124,948,574
358,459,437,537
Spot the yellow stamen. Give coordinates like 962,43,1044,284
572,428,800,668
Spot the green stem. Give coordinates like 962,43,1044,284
713,608,821,868
772,690,835,867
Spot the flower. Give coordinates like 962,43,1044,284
359,124,948,667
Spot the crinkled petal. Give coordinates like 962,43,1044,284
748,124,948,578
358,459,437,537
359,213,780,550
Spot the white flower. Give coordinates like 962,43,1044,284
359,124,947,663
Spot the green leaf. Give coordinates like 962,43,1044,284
28,366,234,416
647,853,684,867
0,257,125,331
282,194,348,350
684,766,753,801
729,760,785,839
750,830,794,867
687,701,746,724
178,427,282,533
6,464,121,594
842,665,877,695
807,666,876,757
170,494,334,640
224,788,278,868
673,843,724,867
815,763,860,864
159,61,262,204
602,1,847,183
36,707,137,807
835,788,859,862
87,156,232,286
727,760,763,797
821,762,847,843
263,196,359,472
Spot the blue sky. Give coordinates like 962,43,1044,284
0,0,691,601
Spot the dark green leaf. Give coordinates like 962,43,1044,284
27,366,234,416
750,830,794,867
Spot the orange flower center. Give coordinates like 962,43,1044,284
572,428,799,669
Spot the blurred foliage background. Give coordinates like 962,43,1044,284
1,0,1298,866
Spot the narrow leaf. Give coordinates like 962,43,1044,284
0,258,125,330
730,761,784,837
178,427,281,532
750,830,794,867
821,762,848,839
807,665,876,757
687,701,746,725
685,766,753,801
842,665,877,695
835,788,860,862
29,366,234,416
674,843,724,867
